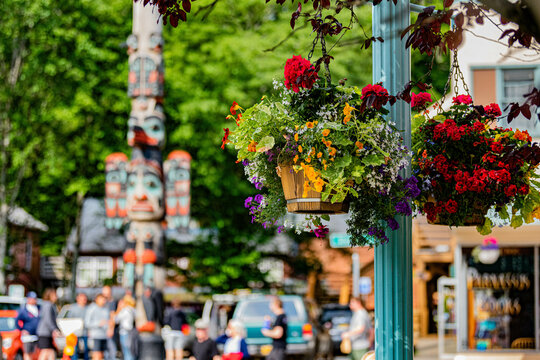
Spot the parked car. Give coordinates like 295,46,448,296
202,293,242,340
0,309,39,360
319,304,352,355
232,295,316,359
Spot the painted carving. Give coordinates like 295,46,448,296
127,33,164,99
127,100,165,149
164,151,191,231
104,153,128,229
126,158,164,221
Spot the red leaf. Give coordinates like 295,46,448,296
455,13,464,28
475,16,484,25
178,9,187,22
500,16,509,25
521,104,532,120
169,14,179,27
443,0,453,8
322,0,330,9
182,0,191,13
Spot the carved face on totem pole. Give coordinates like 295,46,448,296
126,158,164,221
127,33,164,99
105,153,128,229
127,100,165,149
164,151,191,231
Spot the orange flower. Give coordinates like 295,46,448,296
293,155,299,163
294,133,299,142
313,178,325,192
514,129,532,142
329,147,337,156
343,103,355,124
306,122,315,129
236,113,243,126
325,140,332,147
422,149,427,158
343,115,351,125
295,125,299,130
322,129,330,137
298,145,303,153
303,181,311,198
247,140,257,152
317,152,322,158
221,128,230,149
322,159,326,165
355,141,364,150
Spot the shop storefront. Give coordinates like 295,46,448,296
454,226,540,359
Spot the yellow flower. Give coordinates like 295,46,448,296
298,145,303,153
322,129,330,137
533,207,540,220
306,122,315,129
317,152,322,158
247,140,257,152
322,159,326,165
303,181,311,198
314,178,325,192
343,102,355,116
314,121,318,125
294,133,299,142
295,125,299,130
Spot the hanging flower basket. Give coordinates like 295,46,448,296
278,164,349,214
412,94,540,234
222,56,420,246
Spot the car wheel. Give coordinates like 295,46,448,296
14,352,23,360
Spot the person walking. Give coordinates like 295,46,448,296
15,291,40,360
261,297,287,360
216,320,249,360
101,286,118,360
69,293,90,360
114,295,136,360
37,289,60,360
189,319,220,360
341,297,371,360
85,294,111,360
163,299,188,360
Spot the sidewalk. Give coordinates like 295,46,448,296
415,335,457,360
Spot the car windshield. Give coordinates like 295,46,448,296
321,309,352,324
0,317,17,331
0,303,21,310
235,299,302,321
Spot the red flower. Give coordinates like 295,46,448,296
445,199,458,214
473,121,485,132
284,55,318,93
518,184,530,195
312,225,329,238
361,83,390,110
452,94,473,105
455,182,467,194
221,128,230,149
484,103,502,117
411,92,432,111
504,185,517,197
230,101,241,115
490,141,504,153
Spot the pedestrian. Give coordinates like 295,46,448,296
69,293,90,360
216,320,250,360
189,319,220,360
85,294,110,360
114,295,136,360
163,299,188,360
15,291,40,360
341,297,371,360
101,286,118,360
37,288,61,360
261,297,287,360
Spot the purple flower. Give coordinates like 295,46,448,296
242,159,250,166
249,206,257,215
277,226,284,233
395,200,412,216
251,216,256,223
254,194,264,204
404,176,421,198
254,182,263,190
367,226,389,243
386,218,399,231
244,197,253,208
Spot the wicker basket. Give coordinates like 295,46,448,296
278,165,349,214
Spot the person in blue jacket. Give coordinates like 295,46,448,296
16,291,40,360
216,320,250,359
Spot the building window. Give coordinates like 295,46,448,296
498,68,540,136
76,256,113,287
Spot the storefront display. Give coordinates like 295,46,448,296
464,247,535,350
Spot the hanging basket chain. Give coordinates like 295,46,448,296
437,47,471,113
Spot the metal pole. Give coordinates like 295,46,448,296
352,253,360,298
372,1,413,359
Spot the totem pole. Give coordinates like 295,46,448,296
105,1,191,357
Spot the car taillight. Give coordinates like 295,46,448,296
302,323,313,339
181,324,190,335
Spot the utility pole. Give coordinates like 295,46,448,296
372,1,413,359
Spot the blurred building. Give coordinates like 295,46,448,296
5,205,48,291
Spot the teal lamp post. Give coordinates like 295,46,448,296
372,0,413,359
